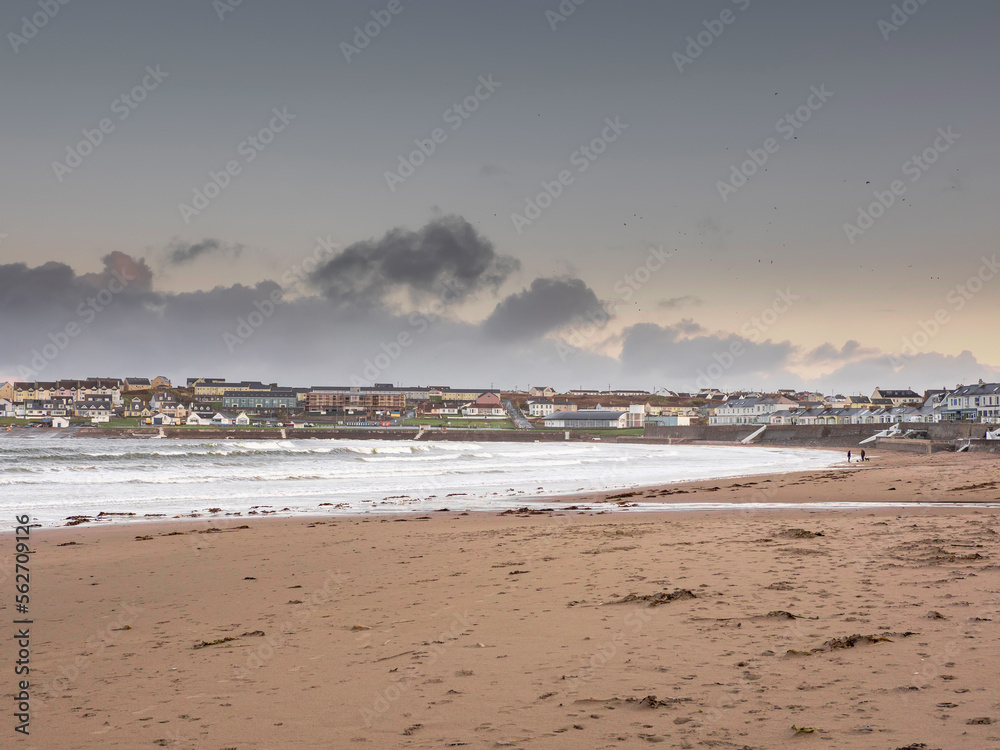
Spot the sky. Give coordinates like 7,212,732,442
1,0,998,394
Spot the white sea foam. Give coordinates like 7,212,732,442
0,435,855,530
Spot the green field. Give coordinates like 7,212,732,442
401,418,515,430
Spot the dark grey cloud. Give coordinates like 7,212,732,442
658,295,703,310
481,277,604,342
167,239,242,266
309,216,519,309
0,249,617,389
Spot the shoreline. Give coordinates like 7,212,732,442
9,448,998,534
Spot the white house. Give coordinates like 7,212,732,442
211,412,235,426
50,416,70,428
709,396,796,425
527,399,577,417
186,412,211,426
0,399,14,417
942,381,1000,423
543,409,628,429
234,412,251,426
151,413,175,426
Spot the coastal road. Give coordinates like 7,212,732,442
503,399,532,429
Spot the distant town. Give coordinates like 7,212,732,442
2,377,999,432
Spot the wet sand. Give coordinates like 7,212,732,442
4,449,999,748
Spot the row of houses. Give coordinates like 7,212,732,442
707,383,1000,426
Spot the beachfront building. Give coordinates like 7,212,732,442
306,385,405,415
222,390,298,412
709,396,796,425
543,409,629,429
527,399,578,417
645,415,691,427
942,381,1000,423
462,392,506,418
22,399,72,418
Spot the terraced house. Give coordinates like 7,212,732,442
709,396,797,425
942,381,1000,423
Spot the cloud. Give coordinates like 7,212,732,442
167,239,243,265
481,277,604,341
801,339,879,365
658,295,703,310
618,321,797,390
802,350,1000,395
309,215,519,309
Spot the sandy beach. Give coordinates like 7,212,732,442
5,449,1000,748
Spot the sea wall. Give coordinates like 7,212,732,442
642,422,986,448
876,438,953,454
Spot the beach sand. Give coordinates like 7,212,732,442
6,449,1000,748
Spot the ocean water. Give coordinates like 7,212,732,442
0,435,849,529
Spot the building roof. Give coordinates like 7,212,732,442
876,388,921,398
948,382,1000,398
543,409,625,421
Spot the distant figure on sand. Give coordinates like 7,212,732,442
847,450,851,463
861,449,866,462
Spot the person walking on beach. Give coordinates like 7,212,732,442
860,449,866,462
847,450,852,463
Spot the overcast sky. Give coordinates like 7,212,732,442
2,0,998,393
